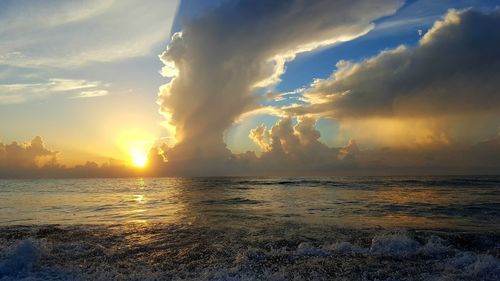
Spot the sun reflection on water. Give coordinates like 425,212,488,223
134,194,144,203
116,177,188,225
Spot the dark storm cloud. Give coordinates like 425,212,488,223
291,9,500,118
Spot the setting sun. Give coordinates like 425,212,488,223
129,141,152,168
115,129,154,168
131,148,148,167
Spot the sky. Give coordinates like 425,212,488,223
1,0,499,177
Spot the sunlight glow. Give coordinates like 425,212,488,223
131,148,148,167
129,140,152,167
116,129,155,168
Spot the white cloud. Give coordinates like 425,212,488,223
74,90,109,99
0,78,108,104
0,0,179,68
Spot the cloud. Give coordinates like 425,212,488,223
0,136,57,169
279,9,500,150
1,133,498,178
350,135,500,175
158,0,402,165
3,5,499,177
292,9,500,119
0,78,108,104
248,117,341,172
0,0,179,68
75,90,109,99
0,136,142,178
157,116,499,175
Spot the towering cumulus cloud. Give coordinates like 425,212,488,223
158,0,402,171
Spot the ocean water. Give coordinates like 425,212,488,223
0,176,499,280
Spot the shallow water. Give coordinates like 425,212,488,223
0,176,499,280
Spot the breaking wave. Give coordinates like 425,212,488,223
0,224,499,281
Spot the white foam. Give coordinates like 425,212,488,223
418,235,454,257
370,235,421,257
446,252,500,278
0,239,40,277
1,232,499,281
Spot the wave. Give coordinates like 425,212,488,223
233,176,500,190
1,225,499,280
200,197,264,205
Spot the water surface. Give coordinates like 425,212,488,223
0,176,499,280
1,176,499,230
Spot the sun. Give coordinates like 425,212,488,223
116,129,154,168
131,149,148,167
129,142,151,168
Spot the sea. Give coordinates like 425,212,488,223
0,176,499,280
